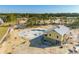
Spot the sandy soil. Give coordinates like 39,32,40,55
0,26,79,54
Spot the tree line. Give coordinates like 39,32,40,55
0,13,79,28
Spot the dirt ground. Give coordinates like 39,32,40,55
0,25,79,54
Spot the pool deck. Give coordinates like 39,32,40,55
18,28,46,40
18,25,54,40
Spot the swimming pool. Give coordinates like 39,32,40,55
19,28,47,40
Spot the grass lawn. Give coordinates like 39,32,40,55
0,26,8,40
0,21,17,40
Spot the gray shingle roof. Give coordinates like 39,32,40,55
54,25,70,36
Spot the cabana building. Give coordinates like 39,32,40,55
43,25,70,45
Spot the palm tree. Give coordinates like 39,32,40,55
53,16,57,24
49,16,53,25
26,17,38,26
42,14,49,25
36,14,45,25
26,18,32,26
64,16,67,24
32,17,38,25
60,16,65,25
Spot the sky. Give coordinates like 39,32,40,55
0,5,79,13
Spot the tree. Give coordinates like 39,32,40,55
60,16,67,25
49,16,53,24
62,16,67,24
53,16,57,24
6,14,17,23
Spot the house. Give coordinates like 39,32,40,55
17,17,28,24
14,17,28,29
43,25,70,45
0,18,4,25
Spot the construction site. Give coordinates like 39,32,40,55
0,24,79,54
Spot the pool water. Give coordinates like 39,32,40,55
19,29,47,40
